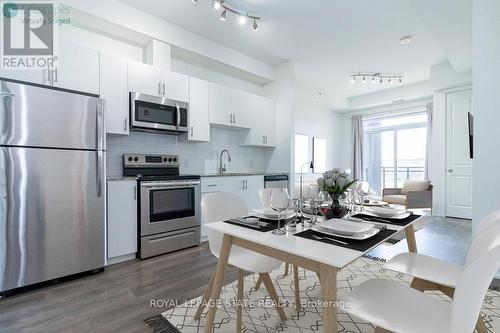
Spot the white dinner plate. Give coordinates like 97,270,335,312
365,207,408,218
313,226,380,240
318,219,374,235
252,208,296,220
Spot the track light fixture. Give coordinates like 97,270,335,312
195,0,261,31
349,72,403,85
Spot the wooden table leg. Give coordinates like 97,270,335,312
236,269,244,333
319,264,338,333
204,234,232,333
254,275,263,290
194,272,216,319
405,224,418,253
293,265,302,311
260,273,287,321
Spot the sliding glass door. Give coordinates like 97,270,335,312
363,113,427,195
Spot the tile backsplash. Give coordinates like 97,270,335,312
106,127,268,177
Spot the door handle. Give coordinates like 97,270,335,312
175,104,181,129
162,82,166,96
448,169,454,173
96,102,104,151
158,82,162,95
134,185,137,200
96,150,103,197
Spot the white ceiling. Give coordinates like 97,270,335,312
118,0,471,109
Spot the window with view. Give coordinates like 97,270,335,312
363,112,427,195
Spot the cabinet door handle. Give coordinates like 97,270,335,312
158,82,162,95
124,117,128,131
162,82,166,96
134,185,137,200
233,114,236,124
265,135,268,144
54,67,58,83
190,125,194,137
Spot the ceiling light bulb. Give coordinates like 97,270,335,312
371,76,376,84
212,0,221,10
399,77,402,83
380,77,383,83
389,78,393,84
220,9,227,21
350,76,355,83
238,15,247,25
362,76,366,83
252,19,258,31
191,0,197,4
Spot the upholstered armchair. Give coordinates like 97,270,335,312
382,180,433,210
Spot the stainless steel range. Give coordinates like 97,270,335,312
123,154,201,259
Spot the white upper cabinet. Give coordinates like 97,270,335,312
54,42,100,94
209,82,233,127
127,60,188,101
100,53,129,135
127,61,162,97
231,89,253,128
162,70,188,102
188,77,210,142
0,67,47,85
241,95,276,147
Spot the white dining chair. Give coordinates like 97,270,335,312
195,192,286,330
342,239,500,333
382,209,500,332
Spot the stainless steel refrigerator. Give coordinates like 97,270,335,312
0,79,106,293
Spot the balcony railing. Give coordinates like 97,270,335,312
364,166,425,192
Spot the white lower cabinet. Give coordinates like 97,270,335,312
107,179,137,264
200,175,264,239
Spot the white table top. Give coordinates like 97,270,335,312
205,216,420,269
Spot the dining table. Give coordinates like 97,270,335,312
203,213,421,333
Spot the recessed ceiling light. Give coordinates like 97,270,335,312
400,34,412,44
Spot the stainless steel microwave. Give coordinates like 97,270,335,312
130,92,189,134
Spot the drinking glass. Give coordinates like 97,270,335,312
311,190,326,224
307,185,320,225
270,188,290,235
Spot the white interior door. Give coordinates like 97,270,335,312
445,89,473,219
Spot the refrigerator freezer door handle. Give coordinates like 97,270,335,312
96,150,103,197
96,101,104,151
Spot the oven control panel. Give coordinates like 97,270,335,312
123,154,180,168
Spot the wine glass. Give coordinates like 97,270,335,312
270,188,290,235
311,190,326,224
307,185,320,226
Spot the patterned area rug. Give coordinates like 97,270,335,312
154,258,500,332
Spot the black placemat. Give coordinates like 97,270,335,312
351,213,421,227
294,228,397,252
223,216,280,232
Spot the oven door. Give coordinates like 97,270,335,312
140,180,201,236
130,92,188,132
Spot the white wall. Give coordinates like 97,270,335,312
294,100,339,172
472,0,500,233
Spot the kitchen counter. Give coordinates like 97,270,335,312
107,176,139,181
201,172,288,177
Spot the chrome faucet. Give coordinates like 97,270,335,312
219,149,232,174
